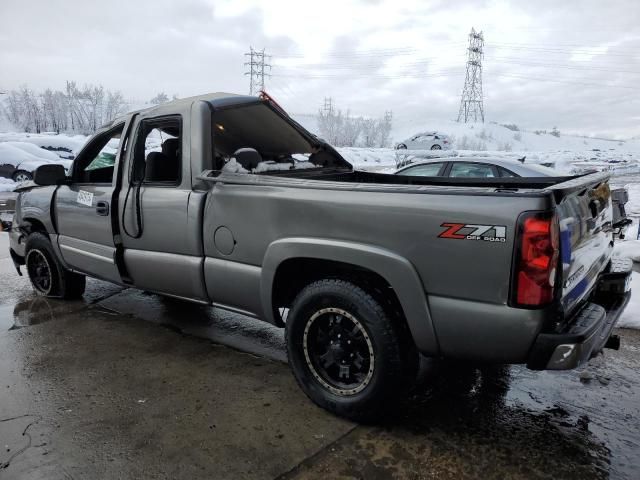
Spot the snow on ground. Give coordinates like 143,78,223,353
0,178,16,193
611,176,640,329
340,147,640,175
292,114,639,154
391,119,635,153
618,272,640,329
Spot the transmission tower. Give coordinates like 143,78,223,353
457,28,485,123
244,47,271,95
323,97,334,114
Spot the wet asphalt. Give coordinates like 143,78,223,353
1,232,640,479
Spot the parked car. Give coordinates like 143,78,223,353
395,131,451,150
0,141,72,182
395,156,564,177
395,156,631,235
8,92,631,421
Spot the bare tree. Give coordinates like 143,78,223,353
317,103,393,148
2,82,128,134
105,91,126,122
150,92,169,105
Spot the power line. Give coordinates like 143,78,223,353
493,73,640,90
457,27,485,123
271,44,467,60
272,56,466,71
486,44,640,57
271,70,463,80
487,40,640,51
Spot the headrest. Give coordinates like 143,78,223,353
162,138,180,159
233,148,262,170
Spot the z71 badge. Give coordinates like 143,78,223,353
438,223,507,243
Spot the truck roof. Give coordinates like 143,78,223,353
105,92,259,128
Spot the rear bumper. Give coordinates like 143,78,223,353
527,257,633,370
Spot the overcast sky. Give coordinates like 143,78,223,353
1,0,639,137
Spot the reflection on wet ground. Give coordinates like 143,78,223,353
285,357,640,479
98,290,287,362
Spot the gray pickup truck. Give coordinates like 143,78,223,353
7,92,632,420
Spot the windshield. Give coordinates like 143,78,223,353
213,103,313,157
211,102,349,173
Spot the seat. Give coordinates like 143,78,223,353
162,138,180,161
145,138,180,182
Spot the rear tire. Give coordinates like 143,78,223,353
430,144,442,150
396,143,407,150
285,279,409,421
25,232,86,299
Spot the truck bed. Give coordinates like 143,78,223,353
201,168,607,201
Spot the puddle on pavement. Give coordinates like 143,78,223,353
0,296,59,331
384,355,639,479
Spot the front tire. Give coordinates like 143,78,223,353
25,232,86,299
285,279,408,421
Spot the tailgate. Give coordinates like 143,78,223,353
552,173,614,314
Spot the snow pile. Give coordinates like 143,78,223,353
253,161,295,173
292,114,640,154
0,178,16,193
223,159,319,174
0,132,88,159
336,148,396,170
222,159,248,174
612,181,640,329
339,147,640,174
613,183,640,262
5,142,61,161
0,142,72,173
392,120,637,153
618,272,640,329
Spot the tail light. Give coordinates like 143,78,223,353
511,212,559,307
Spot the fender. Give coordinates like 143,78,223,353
261,237,439,355
15,187,71,270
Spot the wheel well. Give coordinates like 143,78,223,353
272,258,407,328
22,218,49,237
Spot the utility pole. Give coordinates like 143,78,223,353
244,47,271,96
457,27,485,123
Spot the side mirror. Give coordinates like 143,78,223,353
33,164,67,186
233,148,262,171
